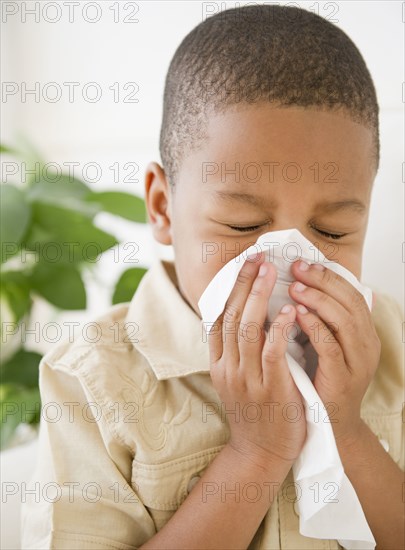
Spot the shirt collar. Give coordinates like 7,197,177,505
125,259,210,380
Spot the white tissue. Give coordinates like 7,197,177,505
198,228,376,549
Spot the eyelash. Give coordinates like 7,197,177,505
227,224,264,233
314,229,347,240
227,224,347,240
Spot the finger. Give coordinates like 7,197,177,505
220,251,265,365
207,251,264,365
291,259,372,324
294,304,348,385
238,261,278,378
289,278,371,366
261,304,297,387
206,313,225,365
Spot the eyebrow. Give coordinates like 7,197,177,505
213,191,274,209
314,199,366,214
213,191,366,213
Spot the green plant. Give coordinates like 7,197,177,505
0,142,148,448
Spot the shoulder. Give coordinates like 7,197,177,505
365,288,404,401
40,302,135,367
371,289,403,327
37,302,158,452
361,288,404,468
38,301,153,401
370,289,403,370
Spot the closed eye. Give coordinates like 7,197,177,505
227,224,347,240
227,224,266,232
314,228,347,240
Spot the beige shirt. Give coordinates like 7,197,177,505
21,259,405,549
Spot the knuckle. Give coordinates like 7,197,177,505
239,321,262,343
236,269,253,287
225,371,246,393
262,345,284,366
350,289,366,310
223,303,240,325
249,284,264,298
317,290,330,306
268,322,285,343
335,379,350,395
325,343,342,360
326,320,339,337
208,349,221,365
343,315,356,334
320,268,334,286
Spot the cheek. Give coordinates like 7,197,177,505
194,256,224,298
171,242,219,312
332,249,362,280
189,252,229,308
192,237,256,296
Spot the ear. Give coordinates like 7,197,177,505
144,161,173,245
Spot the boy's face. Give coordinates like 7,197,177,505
146,105,375,318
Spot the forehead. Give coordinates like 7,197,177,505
177,104,375,203
204,104,373,164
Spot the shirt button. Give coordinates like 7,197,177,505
379,438,389,452
187,475,201,493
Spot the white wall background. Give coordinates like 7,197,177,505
1,0,404,356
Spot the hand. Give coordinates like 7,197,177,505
289,259,381,445
206,252,307,469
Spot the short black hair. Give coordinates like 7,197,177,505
159,4,379,188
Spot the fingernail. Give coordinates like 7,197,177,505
281,304,292,313
297,304,308,314
258,263,267,277
247,251,261,263
312,263,325,271
299,260,309,271
294,282,306,292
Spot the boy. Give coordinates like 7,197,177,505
22,4,404,549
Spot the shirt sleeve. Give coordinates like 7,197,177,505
363,290,405,471
21,354,157,549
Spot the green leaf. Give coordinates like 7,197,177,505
22,224,55,249
0,184,31,263
22,228,111,265
28,175,91,197
0,271,32,323
28,202,118,261
0,144,19,155
0,383,41,449
1,348,42,388
31,262,86,309
22,224,87,265
27,177,99,216
112,267,147,304
13,136,47,183
84,191,147,223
